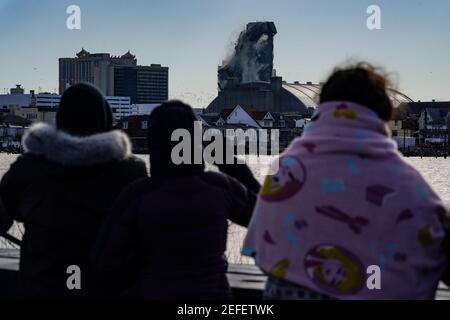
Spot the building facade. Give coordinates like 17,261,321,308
395,101,450,146
0,114,31,151
59,49,168,104
59,49,136,95
208,21,412,115
114,64,169,104
114,115,149,153
206,76,413,115
0,85,147,122
34,93,61,108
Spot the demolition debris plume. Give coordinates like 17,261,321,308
218,22,277,90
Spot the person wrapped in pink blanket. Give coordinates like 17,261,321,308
242,63,448,300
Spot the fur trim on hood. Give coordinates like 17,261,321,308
22,122,133,166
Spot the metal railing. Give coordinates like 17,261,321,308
0,222,23,249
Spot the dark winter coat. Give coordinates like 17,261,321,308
92,168,258,300
0,122,147,299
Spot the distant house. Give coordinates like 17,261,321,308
199,114,220,127
9,106,39,122
200,105,303,130
0,114,31,128
397,101,450,118
199,105,307,151
117,104,309,154
0,114,31,149
114,115,149,153
389,119,402,136
38,107,57,125
388,100,450,146
200,106,258,129
249,111,272,128
389,114,417,148
419,108,449,130
7,106,57,125
418,107,450,144
388,108,417,145
220,105,261,128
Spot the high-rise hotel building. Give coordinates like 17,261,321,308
59,49,168,104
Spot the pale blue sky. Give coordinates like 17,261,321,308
0,0,449,107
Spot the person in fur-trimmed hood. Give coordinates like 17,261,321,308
0,83,147,299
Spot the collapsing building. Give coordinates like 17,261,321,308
218,22,277,90
207,21,317,114
206,21,412,115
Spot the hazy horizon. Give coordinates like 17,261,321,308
0,0,449,107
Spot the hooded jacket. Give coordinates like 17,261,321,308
243,101,447,300
90,153,259,300
91,170,258,300
91,101,259,300
0,122,147,299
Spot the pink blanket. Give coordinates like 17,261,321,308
243,101,447,299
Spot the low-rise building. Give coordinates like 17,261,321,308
38,107,57,125
200,105,307,151
392,100,450,146
114,115,149,153
418,107,450,144
9,106,39,122
0,85,147,121
0,114,31,151
7,106,57,125
419,107,450,130
388,108,418,148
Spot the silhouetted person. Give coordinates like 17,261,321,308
92,100,259,300
243,63,448,300
0,83,147,299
